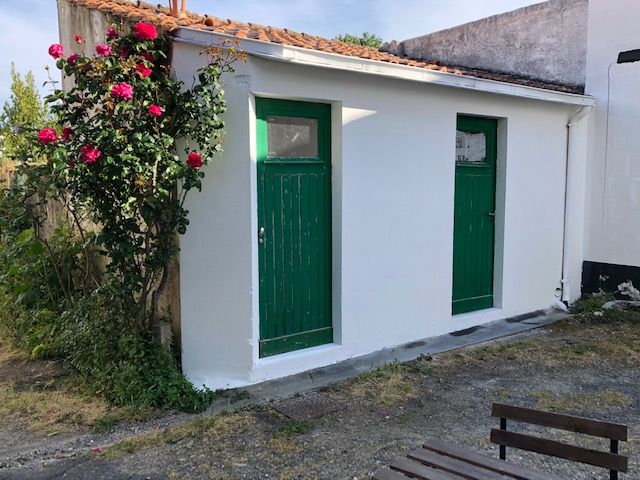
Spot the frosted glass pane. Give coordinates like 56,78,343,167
456,130,487,163
267,116,318,158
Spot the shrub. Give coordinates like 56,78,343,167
59,292,214,411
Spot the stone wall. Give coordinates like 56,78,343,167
382,0,588,89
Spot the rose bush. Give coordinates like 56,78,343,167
33,22,240,330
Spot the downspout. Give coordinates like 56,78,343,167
559,105,591,306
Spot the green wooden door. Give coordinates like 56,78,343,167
256,98,332,358
452,116,497,315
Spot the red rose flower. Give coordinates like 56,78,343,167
96,44,112,57
135,63,152,77
38,128,59,145
148,105,163,117
187,152,203,170
119,46,130,58
75,34,84,43
67,53,79,66
134,22,158,41
143,52,154,62
106,27,118,39
110,82,134,101
62,127,73,141
81,145,102,164
48,43,64,59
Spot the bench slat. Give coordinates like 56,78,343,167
408,448,513,480
391,458,465,480
373,468,413,480
491,403,628,441
490,429,628,472
423,439,562,480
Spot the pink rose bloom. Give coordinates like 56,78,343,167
135,63,152,77
75,34,84,43
81,145,101,164
187,152,203,170
96,44,112,57
148,105,163,117
38,128,59,145
48,43,64,59
110,82,134,101
62,127,73,141
67,53,79,66
134,22,158,41
106,27,118,39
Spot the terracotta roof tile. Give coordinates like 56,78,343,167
64,0,583,94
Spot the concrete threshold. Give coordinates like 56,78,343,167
210,308,567,413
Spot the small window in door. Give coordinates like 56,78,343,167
267,116,318,158
456,130,487,163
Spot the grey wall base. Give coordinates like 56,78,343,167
236,309,567,405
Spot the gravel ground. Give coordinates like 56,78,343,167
2,312,639,480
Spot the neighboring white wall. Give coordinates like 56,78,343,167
584,0,640,267
177,41,580,389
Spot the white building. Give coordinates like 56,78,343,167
59,0,634,390
583,0,640,292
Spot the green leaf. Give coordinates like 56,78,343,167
16,228,34,246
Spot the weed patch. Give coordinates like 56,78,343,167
0,382,111,434
102,412,253,459
348,363,418,406
532,389,632,412
275,419,311,439
570,293,614,314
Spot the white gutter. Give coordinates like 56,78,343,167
173,28,596,107
560,106,592,305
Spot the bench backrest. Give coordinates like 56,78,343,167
490,403,629,479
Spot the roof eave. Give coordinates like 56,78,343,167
174,27,595,107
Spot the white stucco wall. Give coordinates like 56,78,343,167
175,40,582,390
584,0,640,267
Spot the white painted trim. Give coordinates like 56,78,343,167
173,28,596,107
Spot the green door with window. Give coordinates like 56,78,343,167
256,98,332,358
452,116,497,315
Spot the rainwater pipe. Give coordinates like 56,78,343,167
559,105,591,308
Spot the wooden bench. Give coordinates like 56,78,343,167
491,403,628,480
372,403,629,480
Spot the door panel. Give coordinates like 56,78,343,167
452,116,497,315
256,99,332,357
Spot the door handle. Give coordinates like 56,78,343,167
488,212,496,217
258,226,266,244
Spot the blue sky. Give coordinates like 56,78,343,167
0,0,538,103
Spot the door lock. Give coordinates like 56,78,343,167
258,226,266,244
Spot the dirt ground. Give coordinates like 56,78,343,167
1,309,639,479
